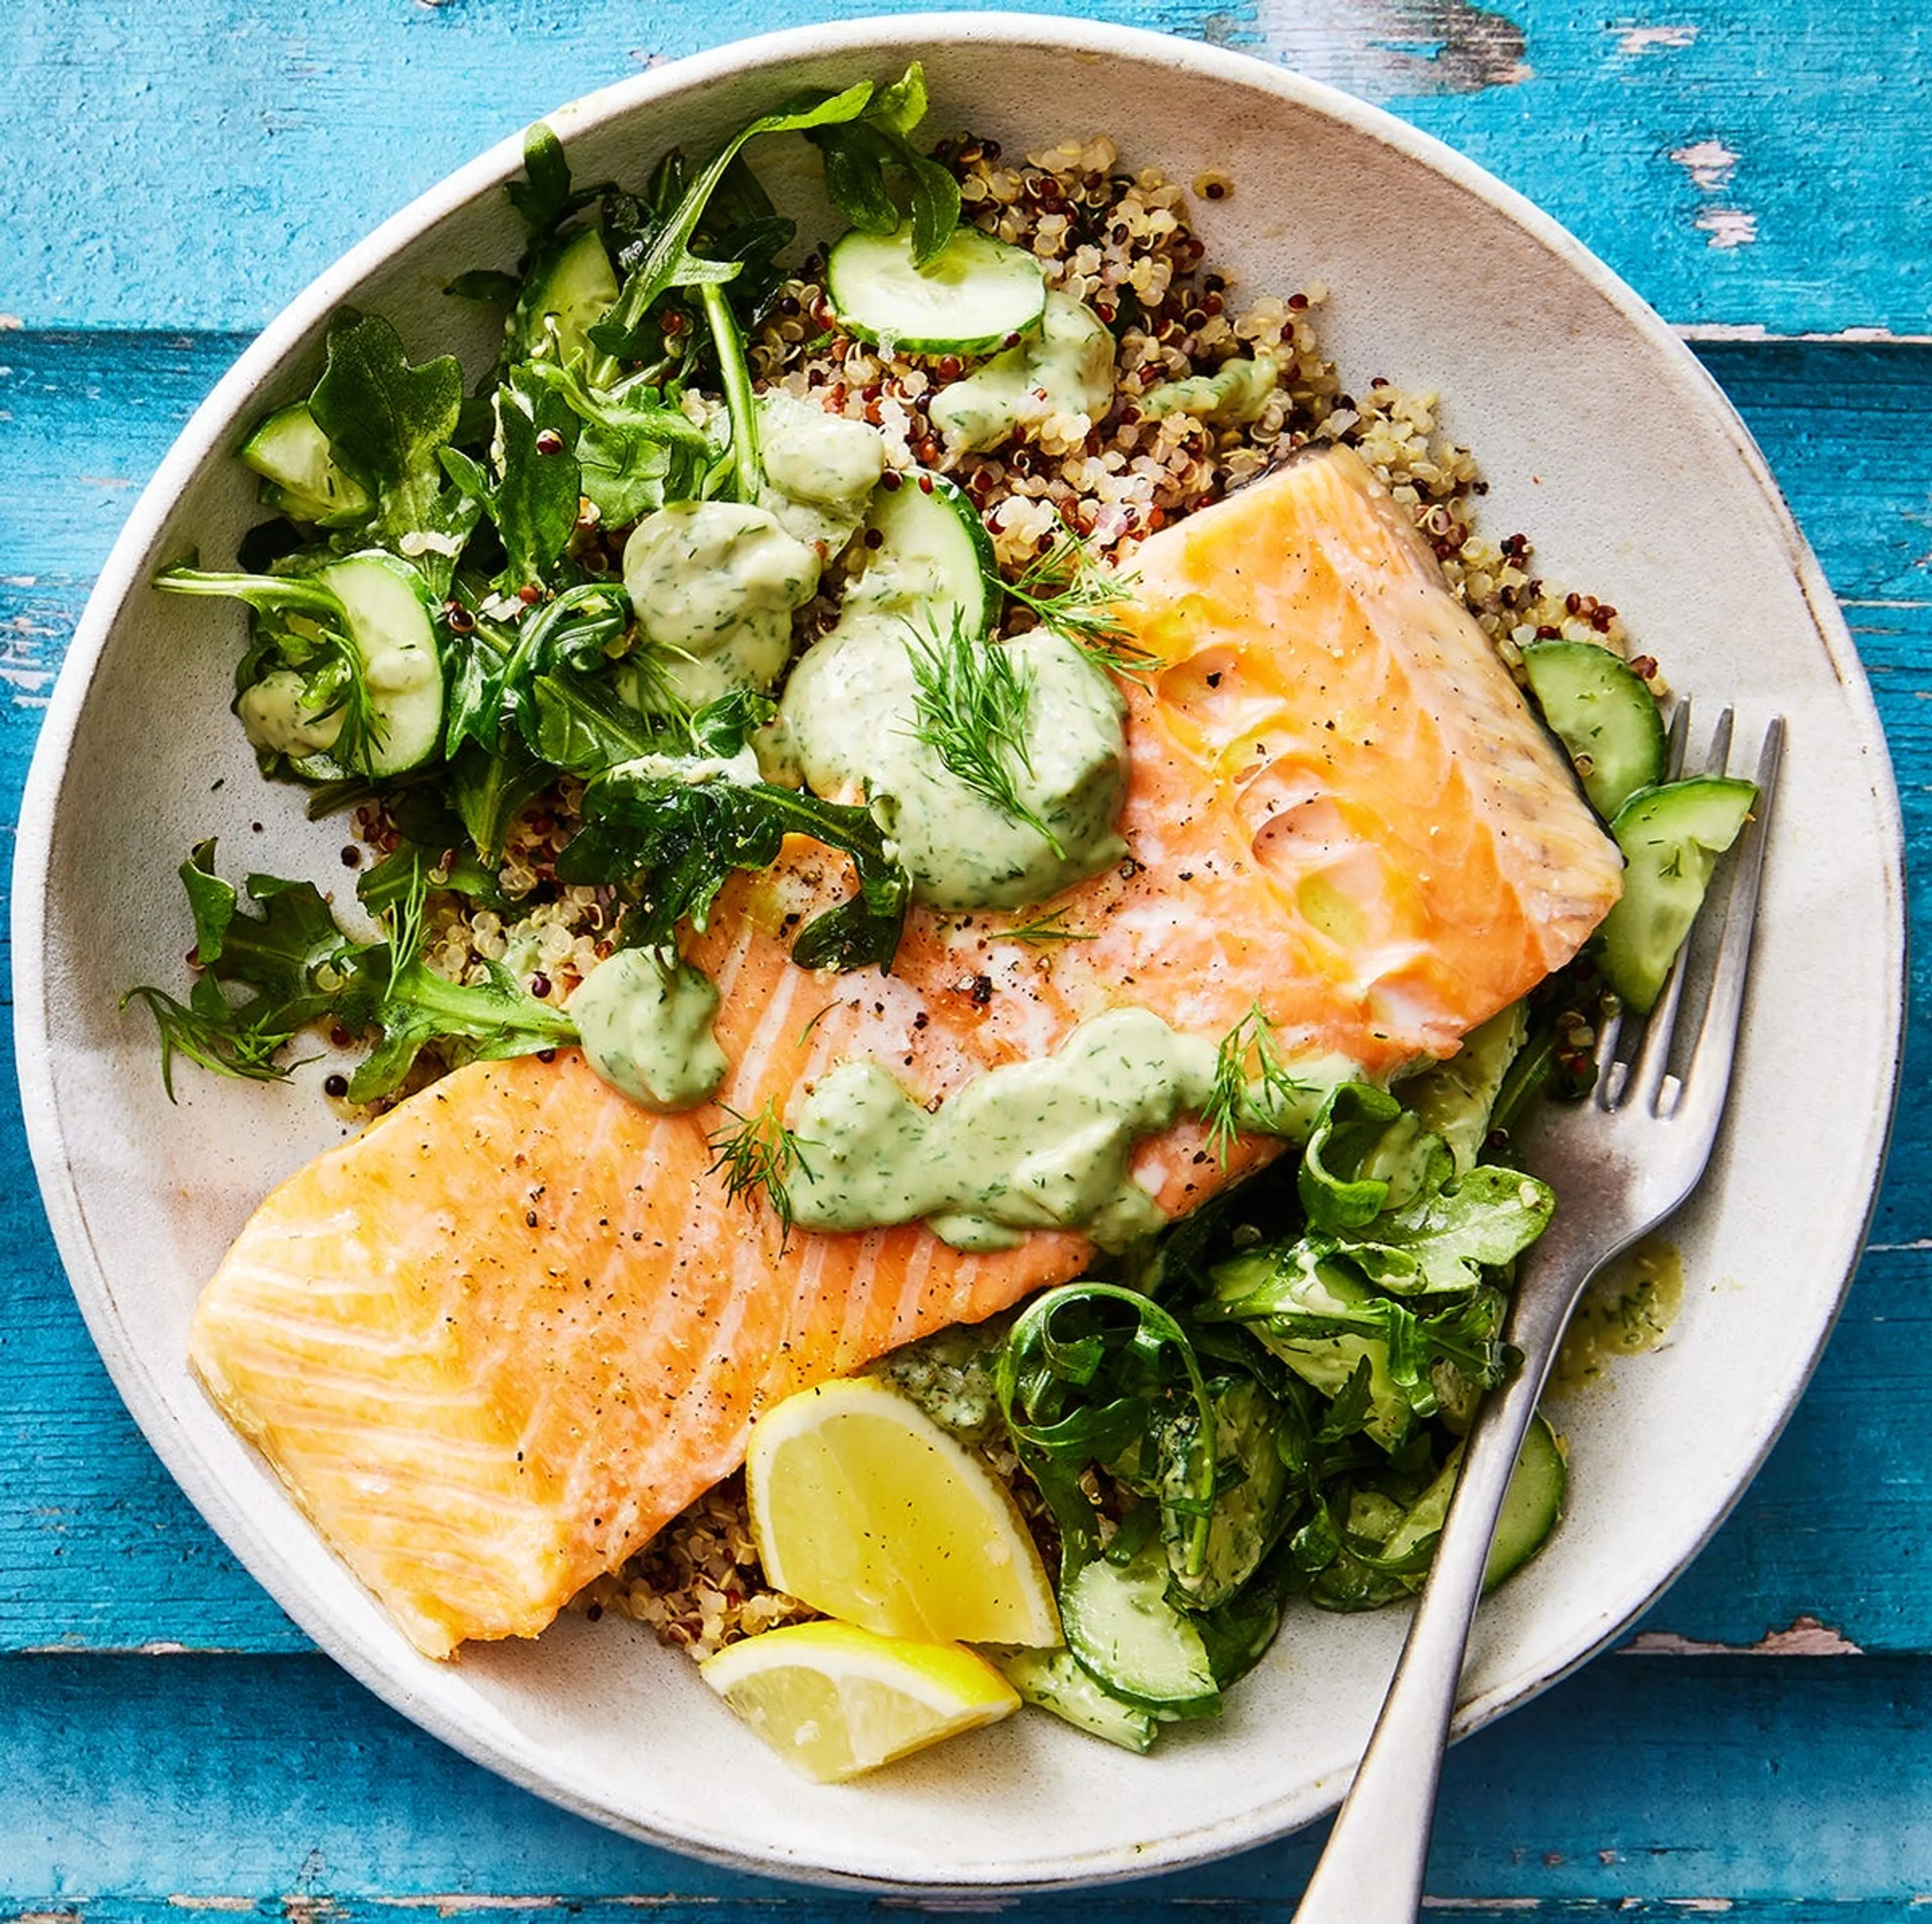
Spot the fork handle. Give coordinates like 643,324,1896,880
1292,1228,1599,1924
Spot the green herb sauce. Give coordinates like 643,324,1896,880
788,1007,1222,1251
780,614,1127,909
755,392,888,554
570,945,728,1112
1553,1235,1686,1390
620,499,821,707
236,668,345,760
1140,353,1281,425
929,292,1116,454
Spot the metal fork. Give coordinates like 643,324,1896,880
1292,708,1786,1924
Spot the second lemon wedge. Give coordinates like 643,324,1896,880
745,1375,1061,1647
699,1620,1021,1783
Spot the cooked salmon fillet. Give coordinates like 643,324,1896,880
189,445,1623,1658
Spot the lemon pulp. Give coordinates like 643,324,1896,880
700,1619,1021,1783
745,1375,1061,1646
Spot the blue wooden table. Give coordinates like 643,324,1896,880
4,2,1928,1914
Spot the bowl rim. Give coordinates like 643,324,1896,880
12,9,1906,1892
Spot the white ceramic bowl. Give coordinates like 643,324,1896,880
14,13,1904,1892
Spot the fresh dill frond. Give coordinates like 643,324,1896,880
706,1097,812,1247
1203,1002,1316,1164
796,1000,840,1048
905,614,1064,855
1001,533,1154,675
1000,907,1096,944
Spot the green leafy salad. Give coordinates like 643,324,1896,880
128,63,1758,1754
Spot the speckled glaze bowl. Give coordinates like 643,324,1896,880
13,13,1903,1892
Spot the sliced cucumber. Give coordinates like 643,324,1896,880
311,552,446,777
826,221,1047,356
1060,1542,1218,1712
1599,775,1756,1011
988,1645,1158,1753
1166,1377,1290,1608
1486,1411,1567,1588
514,224,620,367
240,402,371,528
1521,639,1666,821
843,470,996,636
1378,1411,1566,1593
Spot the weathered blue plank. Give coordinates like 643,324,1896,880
1,1907,1921,1924
2,0,1928,336
6,1650,1932,1903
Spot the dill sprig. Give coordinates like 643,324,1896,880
1203,1002,1316,1164
906,614,1064,855
1002,533,1154,675
706,1097,812,1247
999,907,1096,944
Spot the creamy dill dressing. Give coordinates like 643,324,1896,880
789,1008,1222,1250
780,617,1128,908
622,500,821,706
1141,353,1281,425
929,293,1116,454
236,669,345,759
571,947,728,1112
755,392,888,552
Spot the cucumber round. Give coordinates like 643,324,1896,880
1484,1410,1567,1590
239,402,371,528
988,1645,1157,1753
1059,1544,1218,1711
514,224,620,367
1379,1410,1567,1593
1599,774,1757,1012
826,222,1047,356
1521,639,1665,821
844,470,996,636
312,552,447,777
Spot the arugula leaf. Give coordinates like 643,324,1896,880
307,310,463,548
806,64,960,267
445,736,555,867
557,757,910,972
1300,1083,1404,1231
492,374,583,591
508,123,576,232
516,358,712,525
996,1282,1219,1582
1323,1155,1555,1298
122,841,352,1095
528,668,662,774
589,80,876,363
343,867,576,1101
124,841,576,1103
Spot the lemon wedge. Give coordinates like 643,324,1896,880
745,1375,1061,1646
700,1620,1021,1783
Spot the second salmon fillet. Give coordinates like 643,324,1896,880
189,446,1624,1658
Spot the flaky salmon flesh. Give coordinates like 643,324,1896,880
189,445,1624,1658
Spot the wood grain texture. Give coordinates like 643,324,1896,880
7,1651,1932,1906
1,334,1927,1657
2,0,1928,337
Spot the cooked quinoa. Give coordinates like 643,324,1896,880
344,131,1651,1662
